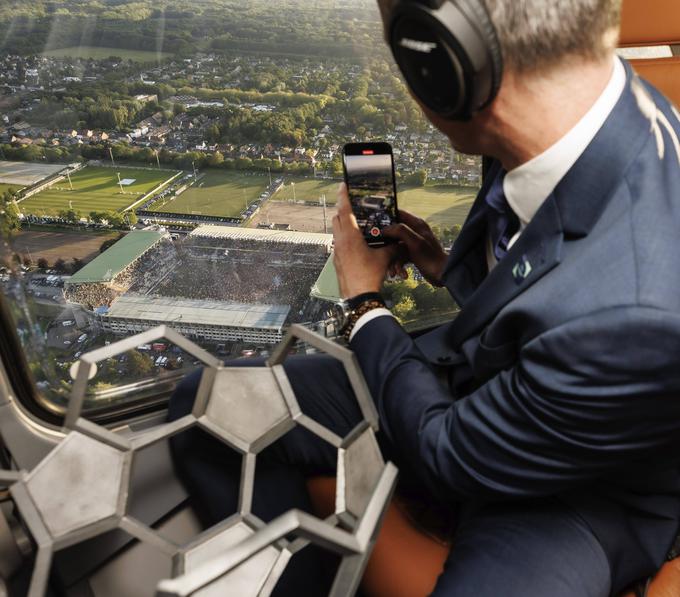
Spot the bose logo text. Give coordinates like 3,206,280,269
399,38,438,53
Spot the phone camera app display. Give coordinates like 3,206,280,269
344,153,397,241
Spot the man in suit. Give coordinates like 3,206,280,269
169,0,680,595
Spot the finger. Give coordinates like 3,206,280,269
397,210,429,233
336,183,351,217
382,223,423,251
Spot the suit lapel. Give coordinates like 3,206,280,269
448,195,564,348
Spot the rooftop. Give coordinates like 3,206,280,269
311,256,341,303
103,295,290,330
67,231,165,284
190,225,333,249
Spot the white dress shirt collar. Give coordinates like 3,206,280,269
503,56,627,229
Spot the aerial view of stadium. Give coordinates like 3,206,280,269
63,226,334,345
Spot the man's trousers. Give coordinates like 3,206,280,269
168,354,612,597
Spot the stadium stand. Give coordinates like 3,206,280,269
63,230,169,309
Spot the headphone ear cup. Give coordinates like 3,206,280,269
456,0,503,103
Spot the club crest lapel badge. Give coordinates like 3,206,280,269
512,255,532,284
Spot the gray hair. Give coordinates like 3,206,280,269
376,0,622,71
482,0,622,71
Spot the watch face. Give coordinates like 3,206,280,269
333,301,350,330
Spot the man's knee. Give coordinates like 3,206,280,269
167,367,203,422
432,502,612,597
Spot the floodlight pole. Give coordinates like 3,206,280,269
155,150,160,170
292,182,296,202
117,172,124,194
268,166,272,187
66,170,73,191
322,194,327,234
109,146,115,167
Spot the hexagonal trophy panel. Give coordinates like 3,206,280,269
194,367,296,454
23,431,131,545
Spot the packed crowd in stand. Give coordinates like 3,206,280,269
64,235,328,317
155,237,327,310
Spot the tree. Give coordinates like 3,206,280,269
53,258,67,273
71,258,84,273
392,296,417,322
128,350,153,377
37,258,49,270
0,193,21,240
207,151,224,167
22,255,32,268
127,211,138,226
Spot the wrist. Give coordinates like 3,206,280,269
347,291,384,310
339,296,387,342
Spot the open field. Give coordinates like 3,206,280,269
397,185,478,228
252,183,478,232
248,203,334,234
0,160,66,187
9,230,120,265
41,46,172,62
19,167,179,217
148,171,269,218
273,178,341,204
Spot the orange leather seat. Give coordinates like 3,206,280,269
307,478,680,597
620,0,680,107
628,57,680,107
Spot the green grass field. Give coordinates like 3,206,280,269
274,178,342,204
148,171,269,218
272,179,476,227
41,46,172,62
0,183,24,197
397,185,478,228
19,167,179,217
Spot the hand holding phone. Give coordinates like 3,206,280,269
342,142,399,247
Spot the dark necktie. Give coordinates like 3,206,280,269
485,169,520,261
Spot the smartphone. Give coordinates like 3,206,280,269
342,142,399,247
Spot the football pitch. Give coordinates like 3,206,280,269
19,167,179,217
148,171,269,218
397,185,478,228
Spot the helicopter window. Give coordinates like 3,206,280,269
0,0,479,424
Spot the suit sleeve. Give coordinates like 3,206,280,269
350,305,680,501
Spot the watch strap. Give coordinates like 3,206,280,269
342,298,387,342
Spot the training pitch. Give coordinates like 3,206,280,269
148,171,269,218
0,161,66,187
397,185,478,229
19,167,179,217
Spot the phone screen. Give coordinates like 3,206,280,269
343,143,398,246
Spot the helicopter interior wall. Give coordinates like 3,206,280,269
0,367,201,596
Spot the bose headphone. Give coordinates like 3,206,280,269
388,0,503,121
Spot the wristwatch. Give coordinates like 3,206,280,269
333,292,387,342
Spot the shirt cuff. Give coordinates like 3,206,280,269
349,308,395,342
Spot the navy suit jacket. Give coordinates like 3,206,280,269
351,61,680,591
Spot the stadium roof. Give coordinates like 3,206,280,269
311,256,341,303
190,225,334,249
104,295,290,330
67,231,165,284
